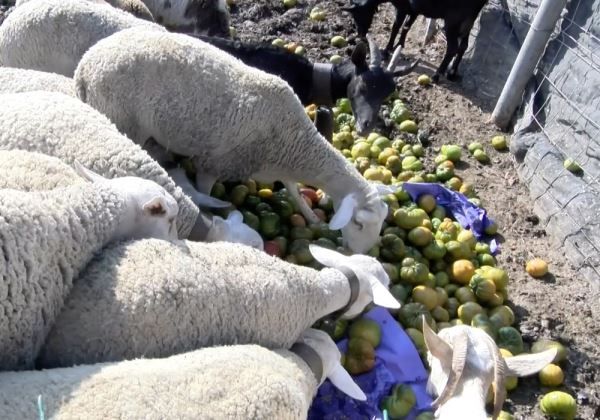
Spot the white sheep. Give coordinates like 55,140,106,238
38,242,398,368
75,27,392,254
15,0,155,21
0,90,207,240
421,319,558,420
0,0,163,77
3,329,365,419
0,161,180,371
0,150,84,190
0,67,75,97
139,0,231,37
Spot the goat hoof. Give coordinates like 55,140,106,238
431,73,440,83
446,72,462,82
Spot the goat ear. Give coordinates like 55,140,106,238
505,348,558,377
142,196,168,216
392,59,420,77
329,194,358,230
73,160,106,183
351,42,369,70
309,244,346,267
422,317,452,365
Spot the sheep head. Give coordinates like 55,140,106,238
309,244,400,318
73,161,180,241
422,319,558,420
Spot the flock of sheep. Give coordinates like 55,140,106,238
0,0,558,419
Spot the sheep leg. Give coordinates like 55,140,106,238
283,180,321,225
167,168,230,209
432,27,459,82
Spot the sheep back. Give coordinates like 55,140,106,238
0,183,128,371
0,0,163,77
39,238,348,368
2,345,315,419
0,91,198,238
0,67,75,97
0,150,84,190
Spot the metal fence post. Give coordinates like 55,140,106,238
491,0,567,129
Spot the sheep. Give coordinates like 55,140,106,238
191,33,417,136
0,67,75,97
343,0,488,81
38,241,399,368
0,161,181,371
140,0,231,37
0,150,85,190
14,0,155,21
421,319,559,420
0,90,217,240
0,0,164,77
3,329,365,419
74,27,395,254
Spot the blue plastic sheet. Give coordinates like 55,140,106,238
308,308,432,420
402,182,499,254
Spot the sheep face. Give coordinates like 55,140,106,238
330,188,388,254
73,162,180,241
422,321,559,420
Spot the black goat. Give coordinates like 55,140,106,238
343,0,488,81
189,34,417,136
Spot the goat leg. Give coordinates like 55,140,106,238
432,27,459,82
447,19,476,80
385,10,408,55
397,14,418,50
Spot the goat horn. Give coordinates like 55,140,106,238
482,333,507,420
431,329,469,409
366,34,382,68
386,44,403,72
392,59,420,77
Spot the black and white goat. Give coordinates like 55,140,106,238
343,0,488,82
191,34,417,136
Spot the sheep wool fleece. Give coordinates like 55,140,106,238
0,183,129,371
74,27,365,195
0,91,198,238
0,67,75,97
0,0,163,77
0,150,85,191
1,345,317,420
39,239,351,368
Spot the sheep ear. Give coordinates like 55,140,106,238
422,317,452,365
227,210,244,223
369,273,401,309
329,194,358,230
371,182,397,196
73,160,106,183
505,348,558,377
142,196,168,216
309,244,346,267
328,363,367,401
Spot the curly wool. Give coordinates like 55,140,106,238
0,183,128,371
0,150,84,190
0,67,75,97
74,27,369,201
2,345,316,419
39,239,350,368
0,91,198,238
0,0,163,77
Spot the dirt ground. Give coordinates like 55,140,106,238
226,0,600,418
1,0,599,418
